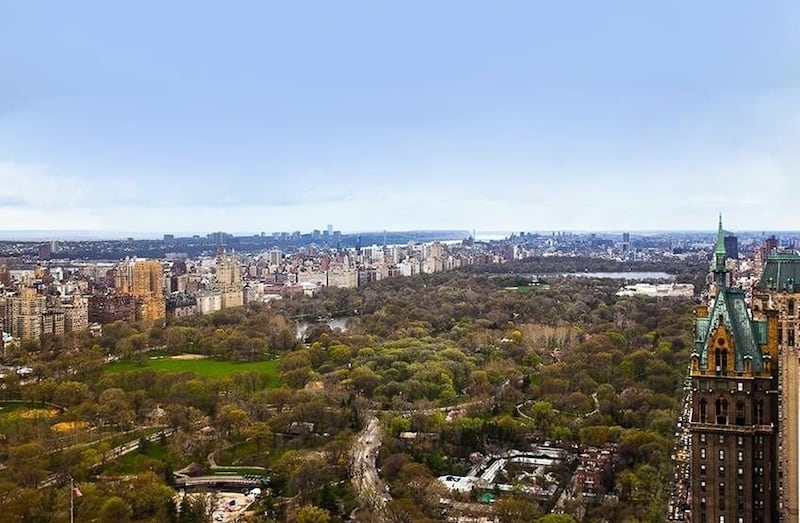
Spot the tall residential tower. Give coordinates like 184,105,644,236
689,217,779,522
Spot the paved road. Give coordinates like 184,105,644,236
38,428,174,489
351,416,389,512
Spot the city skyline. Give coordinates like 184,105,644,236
2,1,798,233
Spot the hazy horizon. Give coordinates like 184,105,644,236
2,1,797,233
0,227,794,243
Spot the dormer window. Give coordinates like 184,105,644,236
715,348,728,374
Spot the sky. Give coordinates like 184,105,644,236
1,1,799,237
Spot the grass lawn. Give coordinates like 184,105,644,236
0,401,37,415
105,358,280,381
110,442,174,474
211,466,268,476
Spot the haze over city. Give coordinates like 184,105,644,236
2,1,798,233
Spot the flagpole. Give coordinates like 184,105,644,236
70,477,74,523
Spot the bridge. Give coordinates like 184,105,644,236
174,475,263,488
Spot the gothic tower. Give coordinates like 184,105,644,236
689,217,779,523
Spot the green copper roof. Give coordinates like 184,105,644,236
695,287,765,373
714,214,726,257
712,215,728,286
757,253,800,292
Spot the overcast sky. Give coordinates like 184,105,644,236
1,1,798,236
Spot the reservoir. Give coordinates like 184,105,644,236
295,317,350,340
562,271,676,280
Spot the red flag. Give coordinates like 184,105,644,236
73,484,83,497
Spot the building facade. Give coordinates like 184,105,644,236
115,259,165,323
752,253,800,522
216,250,243,309
689,219,779,523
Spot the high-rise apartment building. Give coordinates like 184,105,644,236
114,259,165,323
752,253,800,521
689,218,779,523
5,287,46,339
216,250,243,309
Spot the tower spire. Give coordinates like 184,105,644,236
713,213,728,287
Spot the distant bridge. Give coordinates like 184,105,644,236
174,475,262,488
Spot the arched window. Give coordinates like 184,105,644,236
715,348,728,374
716,399,728,425
755,400,764,425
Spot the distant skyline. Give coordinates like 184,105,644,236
0,227,795,243
2,1,798,233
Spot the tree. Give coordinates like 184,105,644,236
96,388,135,428
7,442,47,487
100,496,133,523
495,497,542,523
295,505,331,523
534,514,578,523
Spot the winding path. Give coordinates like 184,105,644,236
350,417,389,514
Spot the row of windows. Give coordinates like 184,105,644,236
698,399,765,424
696,380,771,393
698,448,761,462
700,514,762,523
777,326,797,346
698,434,762,446
698,464,762,477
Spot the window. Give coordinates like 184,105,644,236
700,399,708,423
736,401,745,425
716,398,729,424
720,466,725,474
701,448,707,459
720,517,725,523
755,400,764,425
737,382,743,391
719,449,725,460
715,348,728,373
719,434,725,444
737,451,743,462
700,433,706,443
791,328,796,347
701,464,707,475
701,480,706,491
737,467,743,477
737,436,743,446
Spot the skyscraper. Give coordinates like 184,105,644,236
689,217,779,522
